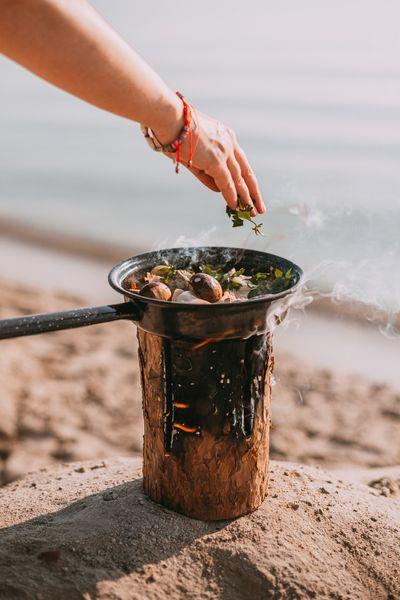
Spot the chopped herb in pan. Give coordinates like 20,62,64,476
128,260,297,304
248,268,295,298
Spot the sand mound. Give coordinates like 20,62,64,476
1,279,400,597
1,279,400,486
0,458,399,600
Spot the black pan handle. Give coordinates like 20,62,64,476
0,301,141,340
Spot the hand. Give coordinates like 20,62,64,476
0,0,264,216
153,109,265,217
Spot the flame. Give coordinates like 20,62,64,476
173,402,190,409
173,423,197,433
193,337,224,350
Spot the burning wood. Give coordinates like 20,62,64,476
173,423,198,433
138,329,273,521
192,337,225,350
0,245,302,523
122,248,301,520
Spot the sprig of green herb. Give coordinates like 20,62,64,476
248,267,294,298
224,268,245,290
226,204,263,236
199,264,246,291
200,264,224,281
156,265,177,284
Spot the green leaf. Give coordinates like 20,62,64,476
251,272,268,284
225,200,263,236
257,272,268,280
227,279,242,290
248,288,261,298
237,209,252,222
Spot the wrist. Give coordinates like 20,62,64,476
141,91,195,174
149,91,184,145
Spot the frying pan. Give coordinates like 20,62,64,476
0,247,303,341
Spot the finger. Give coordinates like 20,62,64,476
235,146,265,213
227,156,256,217
186,165,219,192
209,166,238,210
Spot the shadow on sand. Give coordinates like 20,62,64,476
0,469,252,599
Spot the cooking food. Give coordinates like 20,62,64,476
128,261,296,304
139,281,172,301
190,273,223,303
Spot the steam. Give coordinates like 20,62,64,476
266,282,314,336
265,257,400,339
152,201,400,339
328,258,400,339
289,203,326,230
264,201,400,339
154,227,220,252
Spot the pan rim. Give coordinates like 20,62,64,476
108,246,304,309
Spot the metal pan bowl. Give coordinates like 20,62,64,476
0,247,303,342
109,246,303,340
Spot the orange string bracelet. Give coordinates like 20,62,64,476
140,92,195,174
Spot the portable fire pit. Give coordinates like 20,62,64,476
0,246,302,521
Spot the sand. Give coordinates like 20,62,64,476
1,278,400,598
0,458,399,599
1,278,400,484
0,280,142,485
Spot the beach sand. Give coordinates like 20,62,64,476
1,276,399,485
0,236,400,598
1,457,399,599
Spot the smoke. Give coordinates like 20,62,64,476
266,278,314,336
264,201,400,339
152,201,400,339
154,226,220,252
265,256,400,339
328,258,400,339
289,203,326,230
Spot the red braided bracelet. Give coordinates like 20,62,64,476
140,92,194,173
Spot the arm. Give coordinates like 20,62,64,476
0,0,265,214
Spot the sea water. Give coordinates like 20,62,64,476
0,0,399,313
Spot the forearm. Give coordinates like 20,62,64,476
0,0,265,213
0,0,182,135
